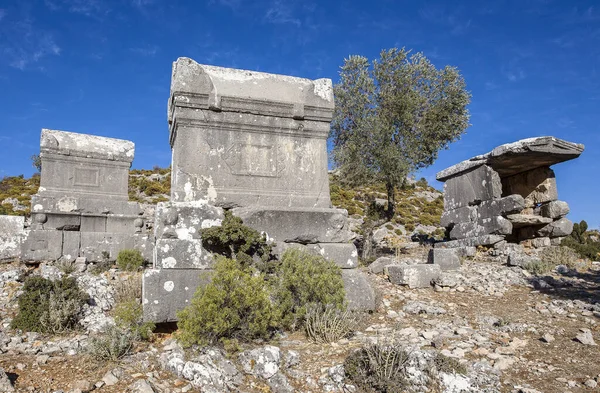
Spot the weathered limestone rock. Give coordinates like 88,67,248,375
306,243,358,269
449,216,512,240
440,194,526,228
369,256,395,274
537,217,574,238
142,269,213,322
341,269,376,310
168,58,333,208
155,239,214,269
428,248,461,271
539,200,570,219
506,214,553,228
233,207,353,244
501,167,558,207
0,216,26,261
437,136,584,181
386,264,442,289
154,201,224,240
443,165,502,210
435,235,505,248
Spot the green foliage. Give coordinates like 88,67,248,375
344,343,411,393
571,220,588,244
304,303,359,343
12,276,88,333
0,175,40,216
416,177,428,188
116,249,144,271
113,300,155,340
112,274,154,341
563,220,600,261
522,258,553,275
177,257,279,346
200,210,274,272
88,325,135,361
331,48,471,216
563,238,600,261
273,248,346,330
31,154,42,172
540,246,579,269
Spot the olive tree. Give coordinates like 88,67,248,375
330,48,471,218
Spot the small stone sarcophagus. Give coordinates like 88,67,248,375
22,129,151,262
143,58,374,322
434,137,584,253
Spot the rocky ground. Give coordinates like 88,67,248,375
1,247,599,393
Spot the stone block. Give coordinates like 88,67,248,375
437,137,584,180
31,195,142,216
80,215,107,232
449,216,512,240
155,238,214,269
428,248,461,271
233,207,353,244
531,237,551,248
0,216,24,235
43,213,81,231
142,268,214,322
369,256,395,274
106,214,143,234
440,206,476,228
154,201,224,240
62,231,81,261
539,200,570,219
0,232,26,261
306,243,358,269
80,233,149,262
506,214,553,228
501,167,558,207
341,269,376,311
443,165,502,210
441,195,525,228
21,231,63,261
537,217,574,238
386,264,441,289
435,234,505,248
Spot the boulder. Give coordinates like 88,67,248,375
386,264,442,289
428,248,461,271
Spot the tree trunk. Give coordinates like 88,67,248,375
386,181,395,219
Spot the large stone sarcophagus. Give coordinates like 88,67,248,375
22,129,151,262
143,58,374,322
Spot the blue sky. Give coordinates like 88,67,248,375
0,0,598,227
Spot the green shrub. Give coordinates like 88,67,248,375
522,259,553,275
200,210,274,272
88,325,135,361
344,343,411,393
113,300,155,341
177,257,279,346
116,249,144,271
273,249,346,330
304,303,359,343
563,237,600,260
12,276,88,333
